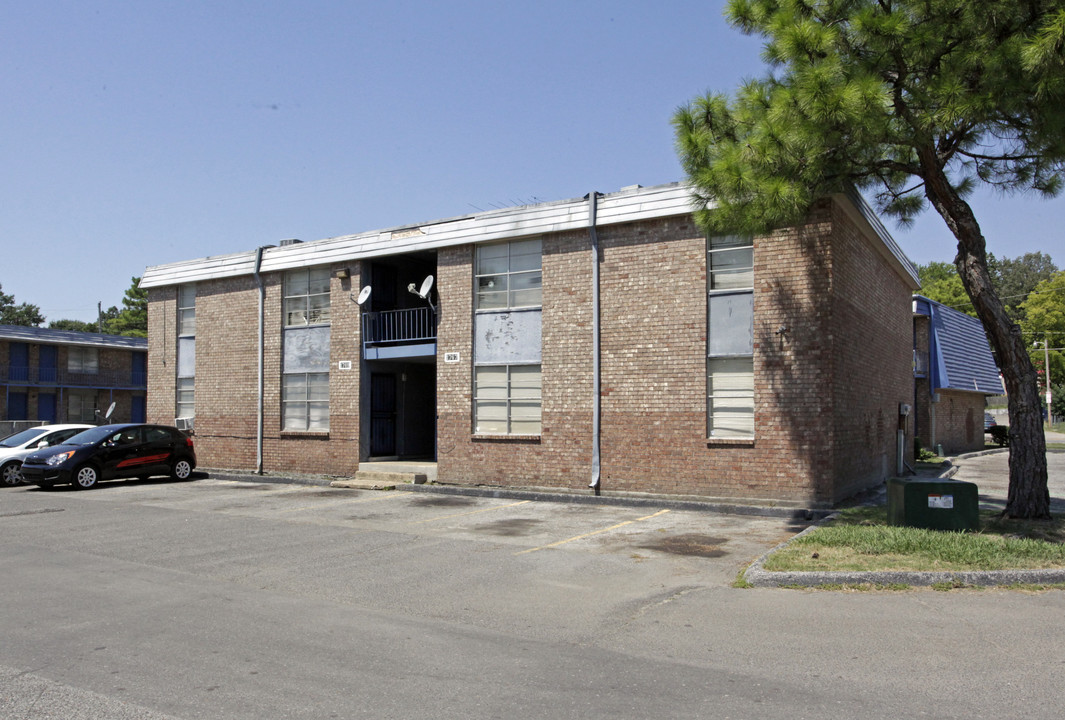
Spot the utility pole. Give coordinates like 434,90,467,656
97,301,103,334
1035,339,1052,422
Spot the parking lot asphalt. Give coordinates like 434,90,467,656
4,453,1065,719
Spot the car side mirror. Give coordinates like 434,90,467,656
38,441,50,449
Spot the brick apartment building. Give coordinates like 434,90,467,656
140,182,919,507
912,295,1004,455
0,325,148,429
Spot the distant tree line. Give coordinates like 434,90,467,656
0,277,147,337
918,252,1065,412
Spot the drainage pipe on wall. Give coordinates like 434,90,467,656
253,246,266,475
586,192,602,494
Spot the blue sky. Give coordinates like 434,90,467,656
3,1,1062,323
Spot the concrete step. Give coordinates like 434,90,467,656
329,470,427,490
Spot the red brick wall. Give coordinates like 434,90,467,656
931,390,986,455
826,201,916,501
436,199,913,505
146,197,915,505
0,339,143,423
148,264,363,475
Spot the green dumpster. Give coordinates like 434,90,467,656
886,477,980,532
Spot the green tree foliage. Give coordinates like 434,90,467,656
48,318,100,333
989,251,1059,322
103,277,147,337
0,283,44,326
674,0,1065,518
1021,271,1065,392
916,261,973,315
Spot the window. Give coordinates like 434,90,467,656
707,235,754,438
283,372,329,431
176,377,194,419
284,268,332,327
68,392,97,423
474,364,541,434
178,284,196,336
476,238,542,310
68,347,99,374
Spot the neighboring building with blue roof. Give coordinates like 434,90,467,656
0,325,148,427
912,296,1004,454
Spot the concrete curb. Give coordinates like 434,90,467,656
199,467,829,520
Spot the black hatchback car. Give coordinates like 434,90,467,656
21,423,197,490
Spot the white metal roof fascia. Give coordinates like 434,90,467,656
142,183,695,289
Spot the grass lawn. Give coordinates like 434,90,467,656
763,506,1065,573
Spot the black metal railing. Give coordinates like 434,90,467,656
362,307,436,346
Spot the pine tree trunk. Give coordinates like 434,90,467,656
920,152,1050,519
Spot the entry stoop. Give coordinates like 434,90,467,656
329,461,436,490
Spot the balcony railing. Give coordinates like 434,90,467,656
0,366,147,389
362,307,436,347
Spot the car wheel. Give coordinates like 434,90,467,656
73,465,99,490
171,459,193,481
1,461,22,486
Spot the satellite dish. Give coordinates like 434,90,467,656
104,402,116,421
356,286,372,305
418,275,434,299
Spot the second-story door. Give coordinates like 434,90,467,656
39,345,57,383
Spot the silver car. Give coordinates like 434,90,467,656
0,424,94,485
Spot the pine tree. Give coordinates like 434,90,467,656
675,0,1065,518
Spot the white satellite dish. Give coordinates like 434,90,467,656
356,286,372,305
418,275,434,299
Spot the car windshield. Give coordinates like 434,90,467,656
62,426,121,446
0,427,50,448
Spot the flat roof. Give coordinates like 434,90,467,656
0,325,147,351
141,182,919,289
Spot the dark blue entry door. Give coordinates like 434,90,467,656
370,373,396,457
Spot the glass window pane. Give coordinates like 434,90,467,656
283,404,306,430
475,401,508,433
476,245,510,275
178,308,196,336
308,268,331,295
709,234,753,251
509,271,542,308
307,402,330,430
510,401,542,434
509,238,542,272
709,247,753,290
178,284,196,308
308,295,331,325
285,298,307,327
308,374,330,400
283,375,307,401
285,271,309,297
510,365,541,399
707,357,754,438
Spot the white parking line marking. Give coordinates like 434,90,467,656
410,499,532,524
514,509,671,555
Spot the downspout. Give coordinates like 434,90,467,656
253,246,266,475
586,192,602,494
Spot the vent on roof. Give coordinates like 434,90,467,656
279,238,302,247
620,184,643,192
